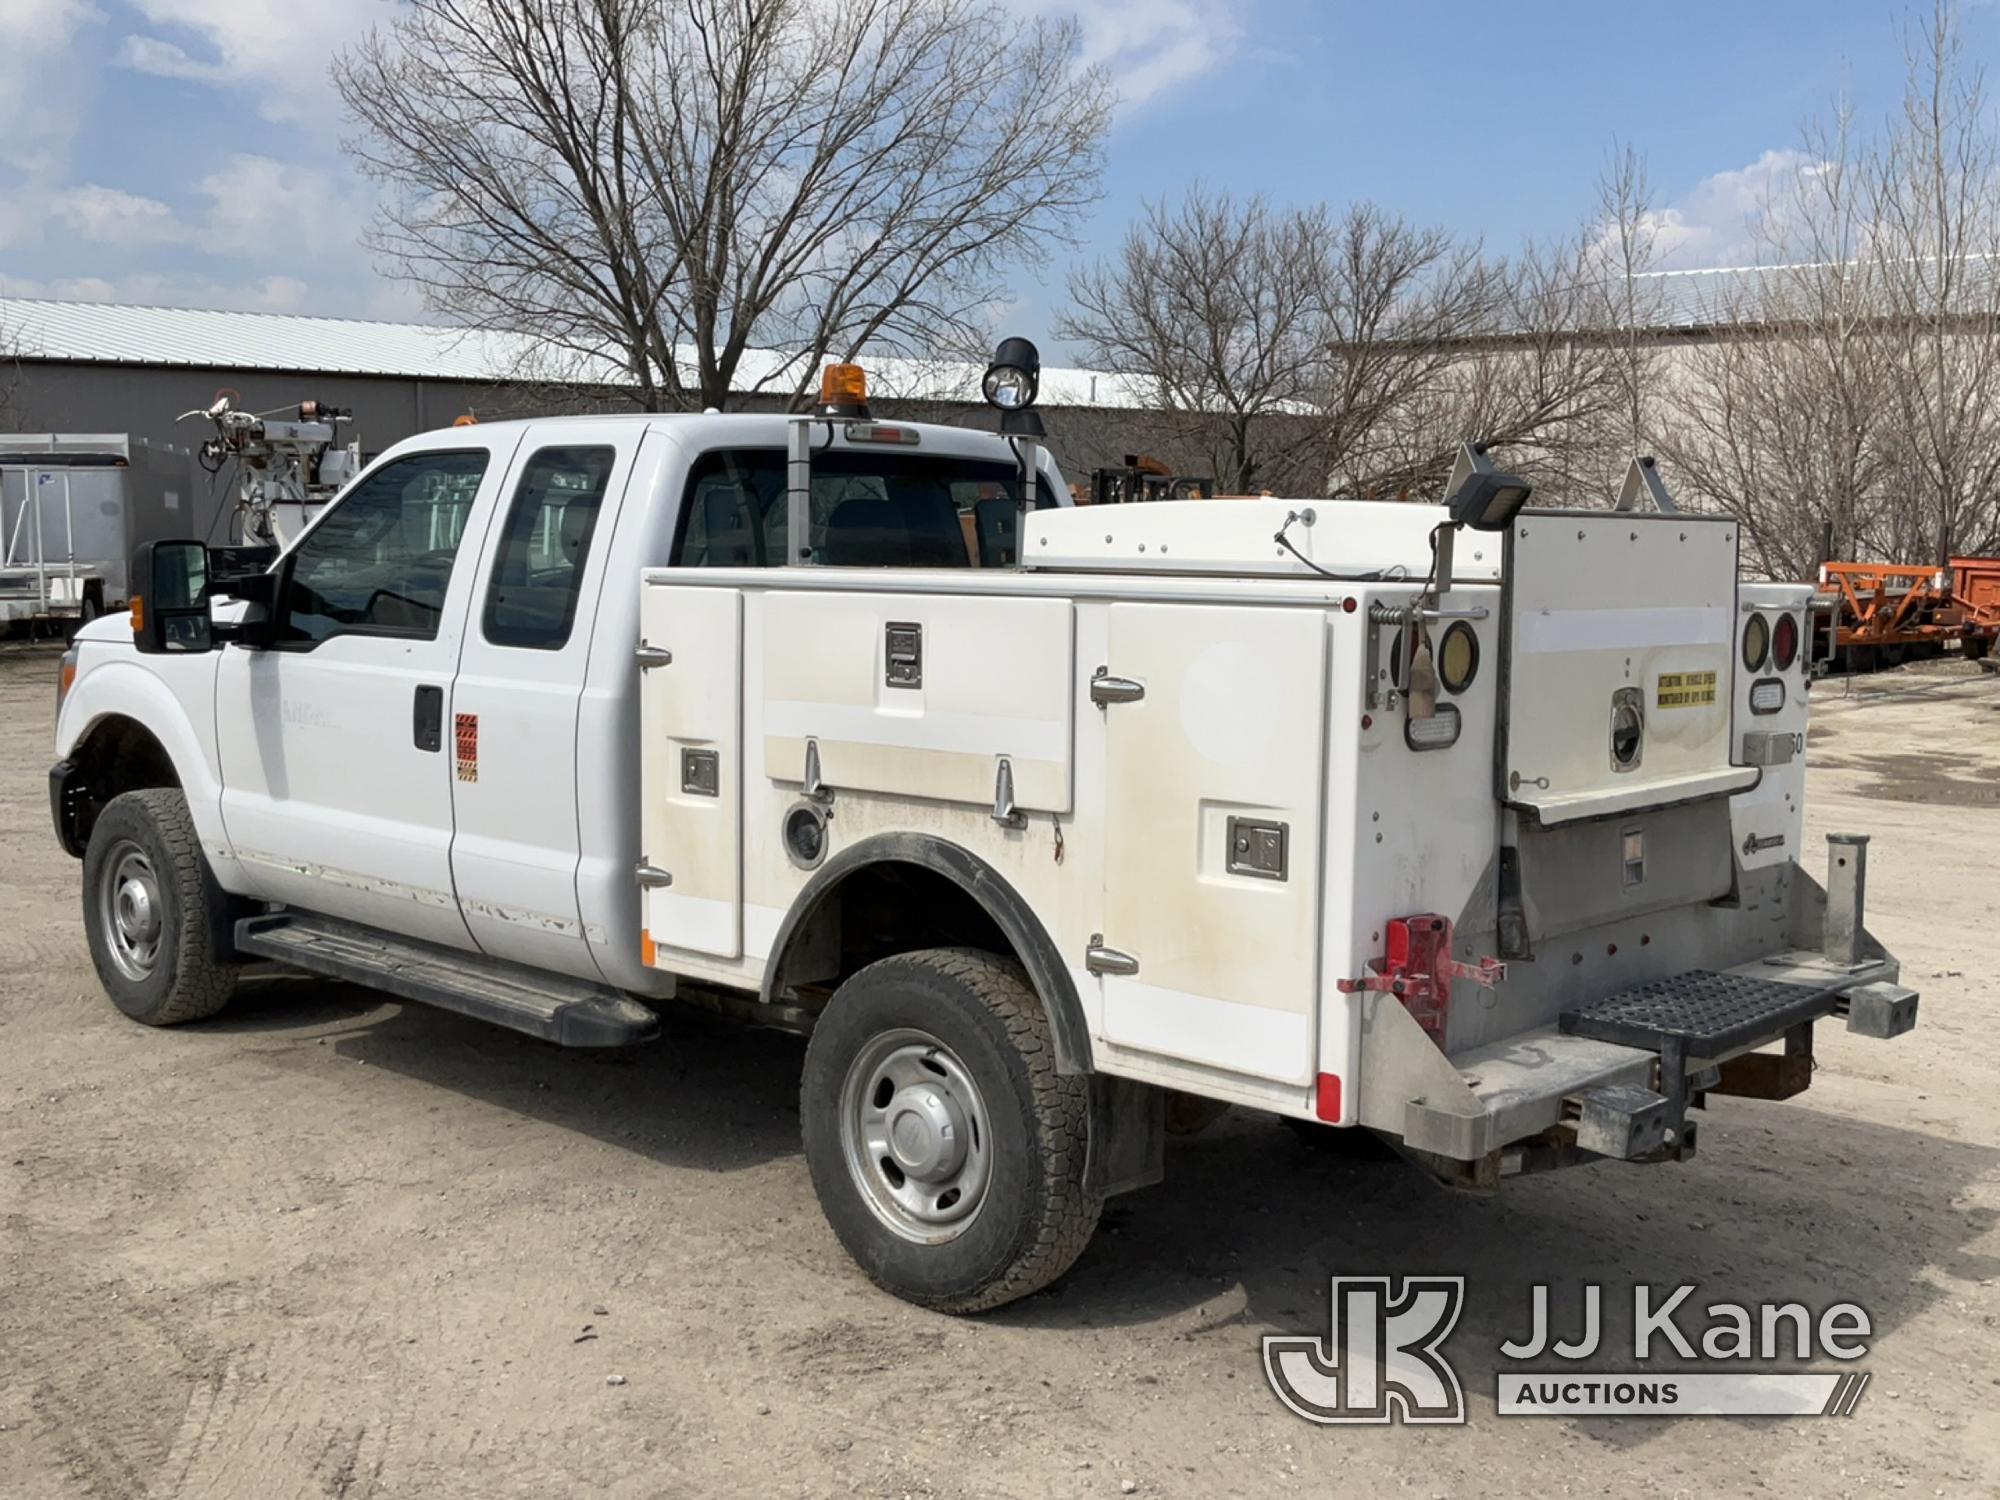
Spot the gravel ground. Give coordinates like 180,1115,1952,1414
2,640,1997,1499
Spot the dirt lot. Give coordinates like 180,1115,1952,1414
3,642,1998,1500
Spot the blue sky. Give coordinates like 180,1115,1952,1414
1,0,1991,357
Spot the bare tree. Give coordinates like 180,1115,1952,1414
1868,0,2000,562
1058,189,1335,494
1655,98,1898,578
1589,143,1662,464
0,312,24,430
1656,1,2000,573
1060,185,1647,503
337,0,1109,412
1324,227,1634,503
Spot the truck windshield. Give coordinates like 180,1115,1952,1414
672,447,1057,569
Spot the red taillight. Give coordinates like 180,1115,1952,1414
1314,1073,1342,1122
1773,611,1800,671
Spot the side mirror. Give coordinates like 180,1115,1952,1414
130,540,214,654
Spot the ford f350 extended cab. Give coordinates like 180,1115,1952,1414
49,358,1918,1311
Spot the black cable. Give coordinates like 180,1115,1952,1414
1272,509,1394,582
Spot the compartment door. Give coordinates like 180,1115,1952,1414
638,583,743,958
1098,604,1326,1085
1501,511,1755,825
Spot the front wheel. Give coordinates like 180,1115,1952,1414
800,948,1101,1313
82,788,239,1025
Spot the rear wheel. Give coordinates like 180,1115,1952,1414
800,948,1100,1312
82,789,239,1025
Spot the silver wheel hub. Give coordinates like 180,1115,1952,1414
99,843,164,982
840,1029,992,1245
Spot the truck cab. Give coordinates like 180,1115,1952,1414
49,365,1919,1313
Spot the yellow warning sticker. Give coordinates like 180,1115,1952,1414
1656,670,1718,709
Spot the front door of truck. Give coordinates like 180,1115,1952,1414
445,429,636,978
215,437,516,948
1095,603,1327,1087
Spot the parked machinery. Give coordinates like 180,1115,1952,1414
1087,453,1214,505
178,390,361,546
1813,558,2000,670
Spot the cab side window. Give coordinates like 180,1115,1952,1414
483,446,615,650
280,449,488,644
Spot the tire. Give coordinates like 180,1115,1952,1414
81,788,239,1026
800,948,1101,1313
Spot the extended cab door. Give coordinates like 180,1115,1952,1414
215,436,517,948
446,429,638,977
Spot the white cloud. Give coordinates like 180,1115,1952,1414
195,152,362,252
0,269,317,313
1604,149,1823,272
52,184,185,246
0,0,99,171
1036,0,1241,108
119,0,396,124
112,33,227,84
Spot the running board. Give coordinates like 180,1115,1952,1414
234,912,661,1047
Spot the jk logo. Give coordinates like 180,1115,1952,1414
1263,1276,1467,1424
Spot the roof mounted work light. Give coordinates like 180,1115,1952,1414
1442,443,1533,532
984,336,1045,438
983,337,1040,412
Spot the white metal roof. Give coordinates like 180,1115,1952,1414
0,296,1155,409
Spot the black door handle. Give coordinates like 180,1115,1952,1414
413,685,443,752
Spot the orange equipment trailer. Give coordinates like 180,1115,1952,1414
1814,557,1998,669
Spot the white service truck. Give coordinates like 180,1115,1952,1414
49,351,1917,1312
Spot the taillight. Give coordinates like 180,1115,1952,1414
1773,612,1800,671
1741,611,1770,672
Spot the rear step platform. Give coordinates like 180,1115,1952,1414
1562,954,1917,1057
1562,969,1840,1056
235,912,661,1047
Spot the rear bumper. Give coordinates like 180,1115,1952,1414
49,758,84,857
1394,950,1917,1166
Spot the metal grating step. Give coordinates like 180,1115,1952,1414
1561,969,1840,1057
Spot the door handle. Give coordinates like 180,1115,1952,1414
1090,671,1145,707
413,684,443,752
1085,941,1139,977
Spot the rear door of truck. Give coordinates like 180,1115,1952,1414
447,424,644,978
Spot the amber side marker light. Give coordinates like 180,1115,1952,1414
129,595,145,632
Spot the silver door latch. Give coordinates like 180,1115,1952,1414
1090,668,1144,707
634,860,673,889
635,642,673,668
1085,936,1139,977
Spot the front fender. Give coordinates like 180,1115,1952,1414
56,649,238,882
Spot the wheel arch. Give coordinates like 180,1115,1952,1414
761,832,1093,1076
54,659,223,861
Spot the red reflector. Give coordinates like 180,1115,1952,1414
1773,611,1800,670
1314,1073,1342,1122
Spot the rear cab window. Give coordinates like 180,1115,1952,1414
672,448,1058,569
483,446,615,650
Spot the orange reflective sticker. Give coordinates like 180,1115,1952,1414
454,712,478,782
